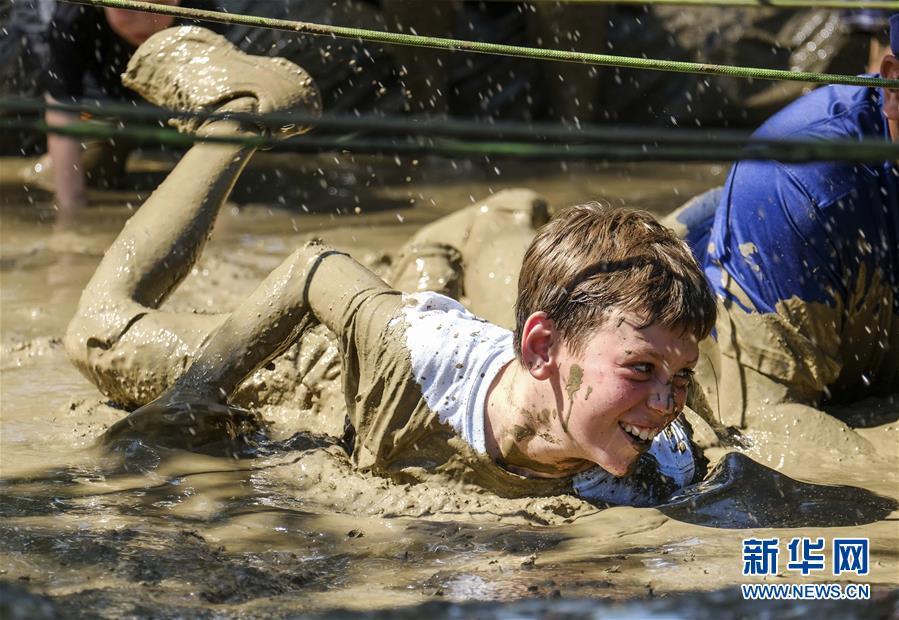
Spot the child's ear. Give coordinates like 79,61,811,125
520,312,556,380
881,54,899,122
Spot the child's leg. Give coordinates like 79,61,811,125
103,241,414,451
388,242,463,300
65,26,322,408
64,120,258,407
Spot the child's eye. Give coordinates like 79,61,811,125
673,368,695,387
630,363,654,376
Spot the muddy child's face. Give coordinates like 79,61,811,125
556,314,698,477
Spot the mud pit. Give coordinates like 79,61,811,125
1,153,897,618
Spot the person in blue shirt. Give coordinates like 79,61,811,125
667,15,899,450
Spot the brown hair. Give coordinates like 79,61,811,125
513,202,716,358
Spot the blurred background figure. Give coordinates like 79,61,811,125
35,0,405,217
380,0,546,120
839,7,893,72
220,0,400,115
368,2,879,126
40,0,214,215
587,5,878,127
0,0,55,155
1,0,54,100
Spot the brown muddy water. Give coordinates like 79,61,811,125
1,152,897,618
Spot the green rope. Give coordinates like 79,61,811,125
505,0,899,8
0,97,836,148
6,115,897,164
67,0,899,89
7,97,899,162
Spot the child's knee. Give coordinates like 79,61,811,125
64,300,151,404
64,305,108,371
280,240,394,337
280,240,344,296
65,295,136,353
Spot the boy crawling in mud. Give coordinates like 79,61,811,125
64,27,715,507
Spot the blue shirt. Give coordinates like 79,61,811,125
701,83,899,315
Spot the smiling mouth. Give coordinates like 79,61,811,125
619,422,659,451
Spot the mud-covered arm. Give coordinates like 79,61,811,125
102,244,341,447
102,240,392,448
162,245,351,403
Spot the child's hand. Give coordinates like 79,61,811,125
101,391,265,454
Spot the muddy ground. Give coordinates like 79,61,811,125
1,152,897,618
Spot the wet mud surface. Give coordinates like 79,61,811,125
1,154,897,618
660,452,896,529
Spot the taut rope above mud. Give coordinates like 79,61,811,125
65,0,899,89
4,97,899,163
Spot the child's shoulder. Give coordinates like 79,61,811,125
399,292,515,451
401,290,470,316
400,291,507,334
